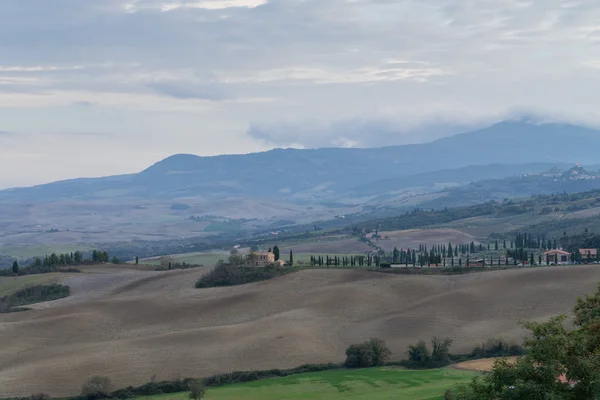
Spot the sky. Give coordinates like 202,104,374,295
1,0,600,188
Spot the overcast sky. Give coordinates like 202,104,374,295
1,0,600,188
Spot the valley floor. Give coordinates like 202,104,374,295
0,265,599,397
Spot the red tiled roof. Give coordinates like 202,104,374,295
544,250,570,255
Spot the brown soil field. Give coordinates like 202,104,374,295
376,229,479,252
1,265,599,397
453,357,518,372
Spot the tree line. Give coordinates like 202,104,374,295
1,249,119,277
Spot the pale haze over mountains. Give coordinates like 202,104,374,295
2,1,600,188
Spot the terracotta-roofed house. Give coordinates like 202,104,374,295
579,248,598,260
544,249,570,264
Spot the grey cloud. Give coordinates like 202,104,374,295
147,81,231,101
72,101,96,107
247,118,485,148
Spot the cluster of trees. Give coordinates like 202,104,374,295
195,261,291,288
310,254,382,267
514,232,558,250
344,338,392,368
1,249,119,277
452,283,600,399
405,337,453,368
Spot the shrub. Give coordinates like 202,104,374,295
8,284,70,307
470,338,524,359
345,338,391,368
0,284,70,313
195,263,293,288
29,393,51,400
406,340,431,365
188,380,205,400
81,376,113,400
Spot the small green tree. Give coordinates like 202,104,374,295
81,376,112,399
368,338,391,366
345,338,391,368
406,340,431,365
431,336,453,364
273,246,280,261
135,256,139,265
12,261,19,275
188,379,206,400
289,249,294,265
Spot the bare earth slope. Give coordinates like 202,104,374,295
1,265,599,397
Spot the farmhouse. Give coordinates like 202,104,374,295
579,248,597,260
250,251,275,267
544,249,570,264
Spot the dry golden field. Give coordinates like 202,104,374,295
1,265,599,397
453,357,519,372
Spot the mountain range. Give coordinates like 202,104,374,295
2,120,600,203
2,119,600,249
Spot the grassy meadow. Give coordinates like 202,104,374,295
133,368,477,400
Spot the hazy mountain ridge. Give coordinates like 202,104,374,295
2,120,600,203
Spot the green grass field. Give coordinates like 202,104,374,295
134,368,477,400
0,274,59,297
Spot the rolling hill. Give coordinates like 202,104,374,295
1,265,599,397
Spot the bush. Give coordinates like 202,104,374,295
470,338,524,359
188,380,205,400
195,263,293,288
81,376,112,400
0,284,70,313
29,393,51,400
404,337,454,368
345,338,391,368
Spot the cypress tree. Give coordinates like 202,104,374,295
273,246,280,261
289,250,293,265
12,261,19,275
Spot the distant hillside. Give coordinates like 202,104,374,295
2,120,600,203
422,166,600,209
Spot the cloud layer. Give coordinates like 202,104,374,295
1,0,600,186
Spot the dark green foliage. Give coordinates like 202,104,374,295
289,249,294,265
0,284,70,313
455,284,600,400
81,376,113,400
195,262,293,288
188,380,205,400
406,340,431,366
273,246,280,261
28,393,51,400
404,337,455,369
470,338,525,359
0,249,108,277
345,338,391,368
